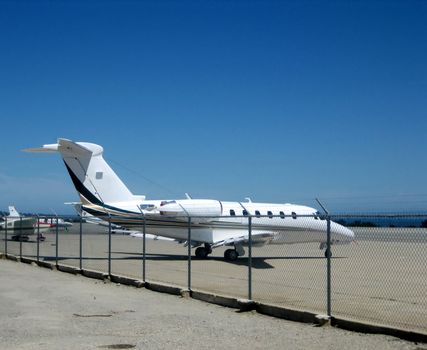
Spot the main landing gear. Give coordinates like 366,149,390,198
194,244,244,262
224,249,239,261
195,244,212,259
224,244,245,261
11,235,29,242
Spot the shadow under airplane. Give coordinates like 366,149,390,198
39,251,345,270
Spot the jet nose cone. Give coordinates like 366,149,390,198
332,222,355,242
342,226,355,241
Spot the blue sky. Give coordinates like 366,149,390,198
0,0,426,214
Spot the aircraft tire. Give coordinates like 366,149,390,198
195,247,209,259
205,244,212,254
224,249,238,261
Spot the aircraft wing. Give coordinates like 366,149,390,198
211,232,275,248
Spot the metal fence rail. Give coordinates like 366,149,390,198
1,212,426,333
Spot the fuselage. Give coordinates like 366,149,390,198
0,216,37,235
38,217,73,228
81,199,354,246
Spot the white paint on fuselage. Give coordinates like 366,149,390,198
104,199,354,245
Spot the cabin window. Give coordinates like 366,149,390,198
140,204,155,210
279,211,285,219
291,212,297,219
242,209,248,216
255,210,261,218
230,209,236,216
267,211,273,218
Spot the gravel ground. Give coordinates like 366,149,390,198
0,259,424,350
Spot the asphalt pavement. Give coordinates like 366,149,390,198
0,259,422,350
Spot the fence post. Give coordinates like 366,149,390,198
79,214,83,270
108,213,112,276
19,217,23,259
315,198,332,318
36,215,40,262
326,215,332,317
4,217,7,255
142,213,146,282
55,215,59,266
187,216,192,291
248,215,252,300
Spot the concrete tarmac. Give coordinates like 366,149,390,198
2,225,427,333
0,259,422,350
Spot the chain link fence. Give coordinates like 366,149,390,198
1,212,426,333
330,215,427,333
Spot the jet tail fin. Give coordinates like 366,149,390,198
8,206,20,217
25,139,145,206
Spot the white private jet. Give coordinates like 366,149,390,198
25,138,354,261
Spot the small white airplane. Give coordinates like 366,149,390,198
37,217,73,230
25,138,354,261
0,206,45,241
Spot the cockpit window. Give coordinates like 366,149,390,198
317,211,326,220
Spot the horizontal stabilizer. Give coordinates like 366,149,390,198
23,143,59,153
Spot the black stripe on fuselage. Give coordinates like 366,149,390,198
83,206,311,232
